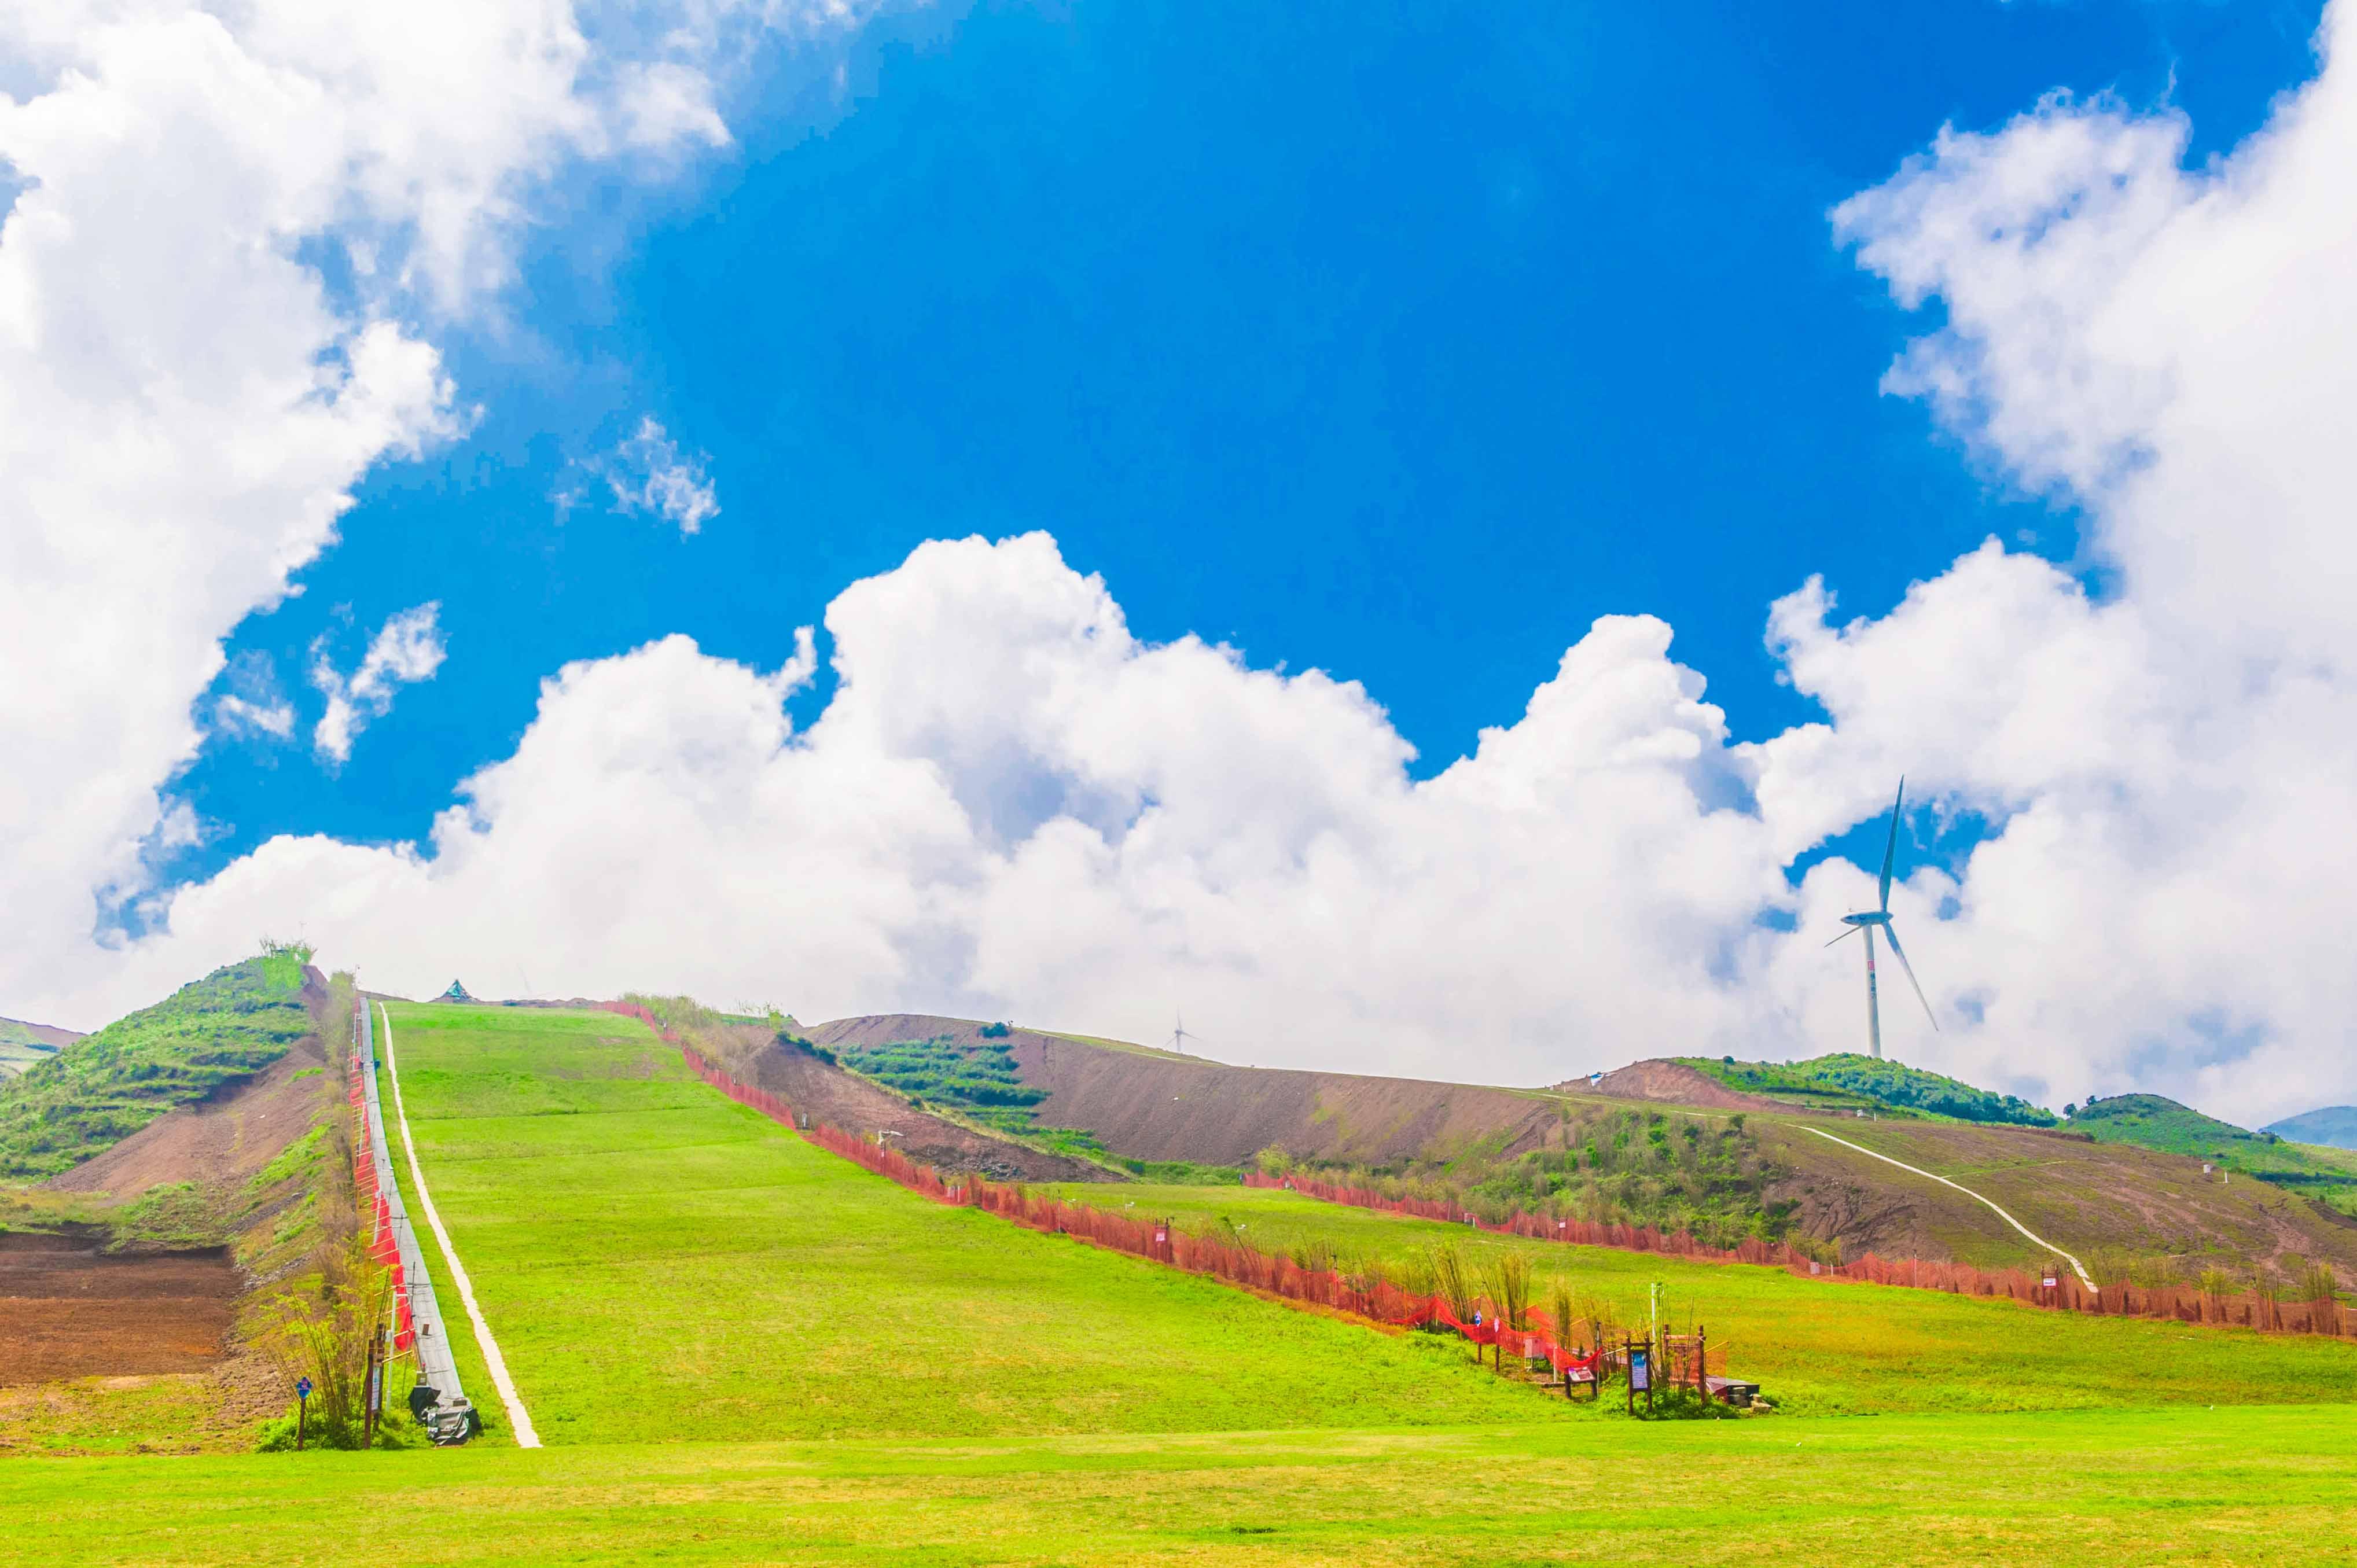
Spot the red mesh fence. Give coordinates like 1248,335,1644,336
1246,1172,2355,1339
603,1001,1636,1368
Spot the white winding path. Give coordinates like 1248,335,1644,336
1800,1125,2099,1291
377,1003,543,1448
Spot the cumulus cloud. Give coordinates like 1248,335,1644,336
103,534,1797,1091
600,416,721,535
0,1,900,1019
311,605,448,765
20,3,2357,1135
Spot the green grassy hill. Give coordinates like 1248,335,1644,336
0,952,313,1179
12,993,2357,1565
1679,1053,2057,1126
2068,1093,2357,1211
380,1002,1564,1443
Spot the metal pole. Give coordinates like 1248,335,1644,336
1863,925,1883,1060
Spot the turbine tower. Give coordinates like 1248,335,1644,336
1826,778,1939,1059
1165,1010,1200,1055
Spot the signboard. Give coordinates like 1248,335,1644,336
2042,1275,2058,1289
1568,1365,1595,1384
1153,1227,1168,1246
1628,1350,1650,1392
296,1377,312,1401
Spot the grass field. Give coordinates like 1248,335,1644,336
12,999,2357,1563
1038,1182,2357,1416
374,1003,1562,1443
7,1405,2354,1565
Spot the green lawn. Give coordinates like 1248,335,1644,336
12,1001,2357,1563
6,1406,2354,1565
1038,1182,2357,1416
375,1004,1562,1444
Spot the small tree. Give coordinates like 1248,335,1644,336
256,1231,388,1448
1427,1242,1479,1326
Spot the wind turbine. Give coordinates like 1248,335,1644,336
1825,778,1939,1060
1165,1010,1201,1055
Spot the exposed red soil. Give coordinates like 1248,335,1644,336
1578,1059,1800,1114
48,1031,329,1198
712,1022,1113,1182
0,1230,239,1386
806,1014,1565,1168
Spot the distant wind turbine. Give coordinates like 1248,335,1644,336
1165,1010,1201,1055
1825,778,1939,1060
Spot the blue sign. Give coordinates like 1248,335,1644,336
296,1377,312,1400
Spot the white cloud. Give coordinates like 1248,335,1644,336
212,653,299,742
311,604,448,765
20,3,2357,1138
601,415,720,535
0,1,903,1021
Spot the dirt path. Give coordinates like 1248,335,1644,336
377,1004,540,1448
1801,1126,2099,1289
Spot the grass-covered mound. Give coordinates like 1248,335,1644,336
0,951,313,1179
2071,1093,2357,1210
1682,1053,2057,1127
384,1003,1567,1443
1274,1105,1800,1251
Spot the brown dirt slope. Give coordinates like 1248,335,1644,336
806,1014,1562,1168
1579,1059,1797,1113
0,1228,237,1387
708,1021,1111,1182
47,1032,329,1199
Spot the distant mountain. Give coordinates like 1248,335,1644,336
2263,1106,2357,1152
0,1015,83,1079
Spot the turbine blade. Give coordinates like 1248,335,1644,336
1878,776,1905,913
1824,925,1861,948
1881,921,1939,1032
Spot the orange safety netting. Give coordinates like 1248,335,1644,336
1248,1170,2355,1339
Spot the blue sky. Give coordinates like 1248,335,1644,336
179,0,2320,890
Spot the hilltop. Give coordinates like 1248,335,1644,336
0,952,315,1179
2068,1093,2357,1213
2265,1105,2357,1151
1669,1053,2058,1126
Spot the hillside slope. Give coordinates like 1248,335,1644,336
2068,1094,2357,1212
0,955,315,1179
383,1003,1564,1442
808,1014,2357,1280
